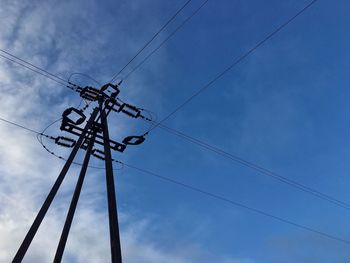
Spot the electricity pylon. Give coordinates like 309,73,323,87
13,83,148,263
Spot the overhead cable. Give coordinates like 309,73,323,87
123,0,209,80
0,48,69,84
122,161,350,245
0,53,69,87
147,0,319,133
154,121,350,211
2,115,350,246
109,0,194,83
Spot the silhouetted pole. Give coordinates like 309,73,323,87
100,102,123,263
12,108,99,263
13,82,146,262
53,131,97,262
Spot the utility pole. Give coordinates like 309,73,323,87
13,83,148,263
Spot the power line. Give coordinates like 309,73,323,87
68,72,102,86
0,53,69,87
3,110,350,214
121,161,350,246
123,0,209,80
0,116,44,135
152,121,350,211
0,49,102,96
109,0,194,83
147,0,319,133
0,48,69,84
2,115,350,245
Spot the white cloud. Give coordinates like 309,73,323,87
0,0,252,262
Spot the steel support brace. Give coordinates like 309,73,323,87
53,131,97,262
13,107,100,263
100,102,122,263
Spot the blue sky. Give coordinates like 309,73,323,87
0,0,350,262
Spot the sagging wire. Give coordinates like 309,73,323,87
139,108,158,131
68,72,102,87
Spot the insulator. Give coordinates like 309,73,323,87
62,107,86,125
55,136,76,148
80,86,101,101
118,103,141,118
122,135,145,145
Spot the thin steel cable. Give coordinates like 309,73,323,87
2,109,350,214
121,161,350,245
150,121,350,211
36,118,62,145
0,54,69,87
146,0,319,133
2,114,350,242
109,0,194,83
0,49,69,84
123,0,209,80
68,72,102,86
0,116,45,135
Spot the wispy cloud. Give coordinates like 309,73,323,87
0,0,252,262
